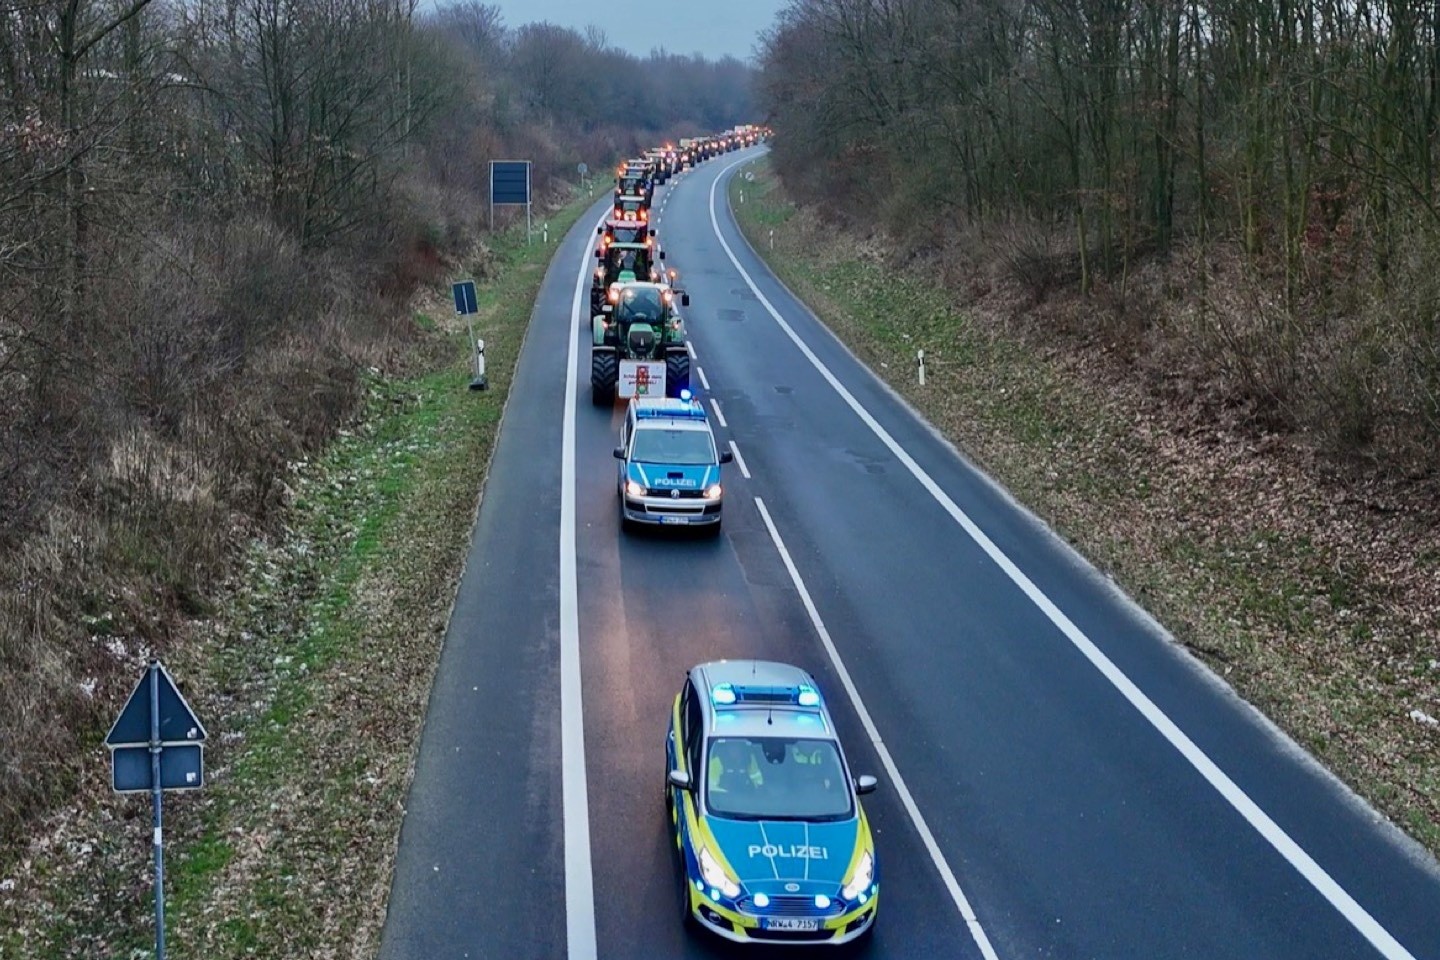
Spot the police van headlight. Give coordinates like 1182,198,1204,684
698,846,741,899
841,851,874,902
625,480,647,498
702,483,722,501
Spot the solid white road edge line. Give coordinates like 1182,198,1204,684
696,365,711,391
710,157,1419,960
562,207,610,960
754,497,1000,960
708,397,728,428
728,440,751,480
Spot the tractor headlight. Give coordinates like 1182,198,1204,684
625,480,646,498
703,484,722,501
841,851,874,902
698,847,740,900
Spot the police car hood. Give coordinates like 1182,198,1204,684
628,462,715,492
706,816,859,889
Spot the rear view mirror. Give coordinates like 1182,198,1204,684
719,450,734,464
612,446,625,459
854,775,878,795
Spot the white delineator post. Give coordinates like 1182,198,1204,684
917,349,926,386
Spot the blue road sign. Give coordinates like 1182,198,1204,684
106,662,206,747
452,280,478,316
112,743,204,793
490,161,531,205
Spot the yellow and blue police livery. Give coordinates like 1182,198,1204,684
666,661,880,945
614,397,732,533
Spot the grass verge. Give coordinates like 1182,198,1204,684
0,186,602,960
730,161,1440,856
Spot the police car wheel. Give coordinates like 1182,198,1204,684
676,858,696,931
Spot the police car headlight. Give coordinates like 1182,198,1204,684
702,483,722,500
698,846,740,899
841,851,873,902
625,480,646,498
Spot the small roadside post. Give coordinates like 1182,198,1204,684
105,660,207,960
917,349,926,386
454,280,486,391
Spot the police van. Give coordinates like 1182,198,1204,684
666,660,880,944
614,397,732,533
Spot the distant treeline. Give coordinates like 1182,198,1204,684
759,0,1440,464
0,0,753,839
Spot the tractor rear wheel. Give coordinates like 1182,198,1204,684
665,352,690,398
591,351,618,406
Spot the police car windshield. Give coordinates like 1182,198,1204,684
631,428,715,465
705,736,853,821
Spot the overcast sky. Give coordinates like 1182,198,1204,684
485,0,787,62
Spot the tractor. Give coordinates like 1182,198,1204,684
591,240,664,316
591,282,691,406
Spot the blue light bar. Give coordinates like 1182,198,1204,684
712,683,737,705
634,399,708,421
797,685,821,707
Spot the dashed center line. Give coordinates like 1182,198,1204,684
708,398,728,428
728,440,750,479
696,366,711,391
686,341,697,360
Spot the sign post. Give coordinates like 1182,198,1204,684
453,280,486,391
106,661,207,960
489,160,533,243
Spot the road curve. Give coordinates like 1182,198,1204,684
379,148,1440,960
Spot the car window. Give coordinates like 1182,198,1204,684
704,736,853,821
631,428,715,465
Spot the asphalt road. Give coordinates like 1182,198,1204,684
379,148,1440,960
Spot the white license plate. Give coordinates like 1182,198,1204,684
763,918,819,932
659,516,689,525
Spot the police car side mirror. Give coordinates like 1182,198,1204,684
613,446,625,460
667,769,693,791
719,450,734,464
854,775,878,795
681,293,691,307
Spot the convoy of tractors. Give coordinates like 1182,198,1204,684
589,126,769,405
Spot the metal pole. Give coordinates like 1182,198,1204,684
149,662,166,960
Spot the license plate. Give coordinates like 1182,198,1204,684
763,918,819,932
660,516,689,525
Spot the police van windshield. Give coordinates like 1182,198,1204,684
705,737,853,821
631,428,715,466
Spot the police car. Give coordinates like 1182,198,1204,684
614,397,732,533
666,661,880,945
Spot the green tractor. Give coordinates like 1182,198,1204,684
591,282,691,406
591,241,663,316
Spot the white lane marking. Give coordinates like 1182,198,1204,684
709,398,728,428
562,207,610,960
686,341,697,360
696,365,711,391
727,441,750,479
754,497,1000,960
710,158,1420,960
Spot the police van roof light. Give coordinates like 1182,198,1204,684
797,685,821,707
